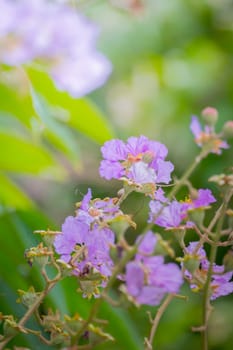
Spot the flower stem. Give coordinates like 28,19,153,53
169,150,206,199
0,272,61,350
201,190,233,350
144,294,174,350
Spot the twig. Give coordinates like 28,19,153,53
144,294,174,350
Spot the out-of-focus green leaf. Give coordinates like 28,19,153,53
0,131,57,175
96,301,143,350
0,113,30,138
0,173,32,209
0,83,33,127
27,67,114,144
30,85,81,168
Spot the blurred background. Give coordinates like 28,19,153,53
0,0,232,349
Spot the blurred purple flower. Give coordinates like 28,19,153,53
211,271,233,300
0,0,111,97
125,256,183,306
99,136,174,189
135,231,157,258
190,116,228,154
191,189,216,208
123,231,183,306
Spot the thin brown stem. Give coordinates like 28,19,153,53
201,190,233,350
0,271,61,350
144,294,174,350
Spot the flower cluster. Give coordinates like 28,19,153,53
182,242,233,300
124,231,183,306
53,125,232,306
149,189,216,229
0,0,111,97
54,190,122,296
99,135,174,196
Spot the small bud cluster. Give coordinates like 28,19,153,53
190,107,231,155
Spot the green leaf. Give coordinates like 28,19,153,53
30,86,81,168
96,301,143,350
0,131,58,175
0,173,32,209
0,80,34,128
27,67,114,144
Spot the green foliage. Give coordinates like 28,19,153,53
0,65,114,209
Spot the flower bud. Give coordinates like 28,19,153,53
223,250,233,272
183,255,200,274
64,314,83,333
17,287,39,308
222,120,233,139
50,332,69,346
154,234,175,258
88,324,114,344
34,230,60,247
188,209,205,227
110,214,136,238
209,173,233,188
78,279,100,299
3,318,18,337
201,107,218,126
24,243,53,267
56,259,73,277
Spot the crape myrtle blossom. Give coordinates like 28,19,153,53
76,188,123,225
124,231,183,306
53,187,137,297
182,242,233,300
54,216,115,279
99,136,174,196
149,188,216,229
0,0,111,97
190,115,229,155
54,188,125,279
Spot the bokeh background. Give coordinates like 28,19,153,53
0,0,233,349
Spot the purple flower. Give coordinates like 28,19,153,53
54,216,89,262
211,271,233,300
54,215,114,277
125,256,183,306
99,136,174,189
149,188,216,229
0,0,111,97
123,231,183,306
191,189,216,208
135,231,157,258
185,241,207,261
190,116,228,154
76,188,122,225
183,242,233,300
182,189,216,213
149,200,185,229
